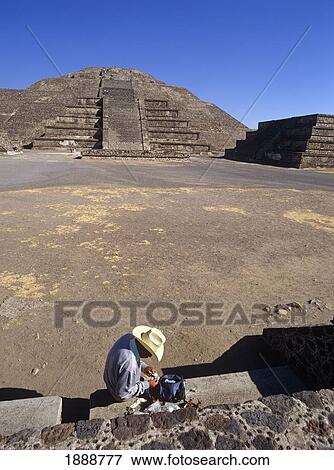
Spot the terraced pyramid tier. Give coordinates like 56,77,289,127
225,114,334,168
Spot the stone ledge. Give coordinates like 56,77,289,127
81,149,190,159
1,390,334,450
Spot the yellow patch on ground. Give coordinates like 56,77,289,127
45,242,62,249
150,228,165,234
284,210,334,233
0,227,17,233
0,271,45,298
1,318,22,331
49,283,60,295
138,240,151,246
203,206,246,215
0,211,15,216
20,237,39,248
112,204,147,212
54,225,81,235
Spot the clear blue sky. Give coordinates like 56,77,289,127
0,0,333,128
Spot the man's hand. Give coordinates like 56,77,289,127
144,366,158,377
148,377,159,389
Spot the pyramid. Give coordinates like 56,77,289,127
0,67,247,157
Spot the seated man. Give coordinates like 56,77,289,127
104,325,166,401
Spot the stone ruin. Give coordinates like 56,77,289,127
0,67,247,157
1,67,332,167
225,114,334,168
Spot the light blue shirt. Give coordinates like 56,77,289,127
104,333,149,400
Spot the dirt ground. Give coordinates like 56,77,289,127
0,158,333,403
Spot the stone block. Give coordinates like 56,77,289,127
141,439,175,450
179,429,213,450
252,434,276,450
151,407,197,429
215,435,246,450
240,410,287,433
293,391,324,409
261,394,296,415
185,366,304,407
76,419,104,440
0,396,62,436
41,423,75,445
110,414,150,441
205,414,242,436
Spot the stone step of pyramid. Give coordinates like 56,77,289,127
34,136,100,149
317,114,334,124
145,109,179,118
65,105,101,117
77,97,102,106
144,99,168,109
44,126,101,138
146,118,189,128
185,366,305,408
150,140,210,153
147,129,199,141
285,126,334,139
0,396,62,436
57,115,101,125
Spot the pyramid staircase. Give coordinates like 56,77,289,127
225,114,334,168
141,99,212,155
33,96,103,151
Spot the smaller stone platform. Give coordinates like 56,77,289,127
225,114,334,168
0,396,62,436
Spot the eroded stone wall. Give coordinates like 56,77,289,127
1,390,334,450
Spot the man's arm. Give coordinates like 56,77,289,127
115,360,149,400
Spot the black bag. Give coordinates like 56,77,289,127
156,374,185,402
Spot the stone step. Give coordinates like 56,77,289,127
245,130,258,140
0,396,62,436
258,115,317,130
310,135,334,143
34,137,100,149
144,99,168,109
285,127,334,140
148,129,199,140
146,118,189,128
317,114,334,125
44,126,101,138
150,140,210,153
77,97,102,106
302,148,334,156
300,155,334,168
307,140,334,150
185,366,305,407
315,123,334,130
89,366,305,420
277,139,334,152
57,115,101,125
47,122,101,130
312,126,334,136
65,106,101,117
145,109,178,118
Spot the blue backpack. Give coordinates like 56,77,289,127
156,374,185,403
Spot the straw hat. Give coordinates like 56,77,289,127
132,325,166,362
